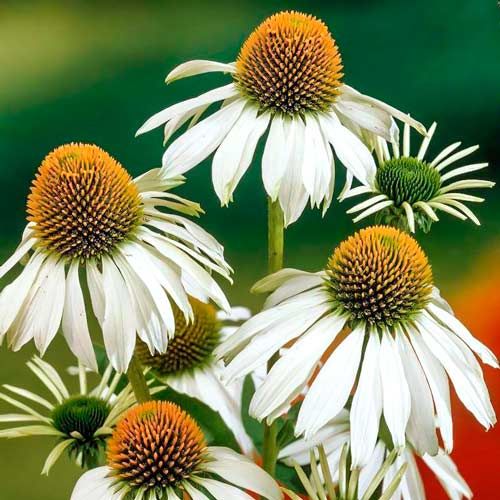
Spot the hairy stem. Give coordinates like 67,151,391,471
126,354,151,403
262,197,284,475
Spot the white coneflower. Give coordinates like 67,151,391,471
218,226,497,464
71,400,282,500
0,356,145,473
0,143,232,373
279,410,472,500
135,296,254,454
136,11,425,226
342,122,495,232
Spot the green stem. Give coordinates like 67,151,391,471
262,197,284,476
127,354,151,403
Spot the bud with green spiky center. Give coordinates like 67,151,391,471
374,157,442,232
51,396,111,469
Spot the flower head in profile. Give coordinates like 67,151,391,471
135,297,255,454
0,357,138,473
218,226,498,464
342,122,495,232
71,400,282,500
280,410,472,500
0,143,232,373
136,11,425,226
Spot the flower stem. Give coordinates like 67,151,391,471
262,197,284,475
126,354,151,403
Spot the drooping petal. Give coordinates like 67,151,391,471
350,330,382,467
379,331,411,449
136,83,238,136
63,261,98,371
297,325,365,439
166,60,235,83
162,98,246,176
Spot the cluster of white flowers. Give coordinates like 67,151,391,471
0,10,496,500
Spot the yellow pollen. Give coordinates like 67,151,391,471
107,401,206,490
326,226,433,326
234,11,343,115
27,143,142,260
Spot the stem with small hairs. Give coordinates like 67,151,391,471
262,197,284,476
126,354,151,403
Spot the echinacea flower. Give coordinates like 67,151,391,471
0,356,143,473
135,296,254,454
0,143,232,373
218,226,498,465
279,410,472,500
71,400,282,500
136,11,425,226
342,122,495,232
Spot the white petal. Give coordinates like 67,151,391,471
250,313,346,421
264,273,324,308
334,99,394,141
205,447,282,500
418,316,496,428
422,451,472,498
427,302,498,368
434,145,479,172
251,268,323,294
398,450,426,500
0,232,36,280
0,252,46,337
162,97,246,177
217,287,329,359
194,478,254,500
297,325,365,438
320,113,376,185
136,83,238,135
395,329,438,456
416,122,437,160
71,467,122,500
262,116,290,200
212,105,269,205
339,84,426,134
62,262,98,371
86,261,105,324
379,331,411,449
101,257,136,373
408,328,453,451
166,60,235,83
278,118,309,226
350,331,382,467
223,302,332,383
302,114,332,205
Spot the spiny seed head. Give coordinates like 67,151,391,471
51,396,110,440
27,143,143,261
376,157,441,206
108,401,206,491
234,11,343,115
135,298,220,375
326,226,433,326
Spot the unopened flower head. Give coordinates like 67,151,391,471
218,226,498,460
135,297,254,454
71,400,282,500
343,123,495,232
279,410,473,500
0,357,137,473
136,11,425,226
0,143,232,373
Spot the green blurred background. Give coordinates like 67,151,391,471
0,0,498,498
